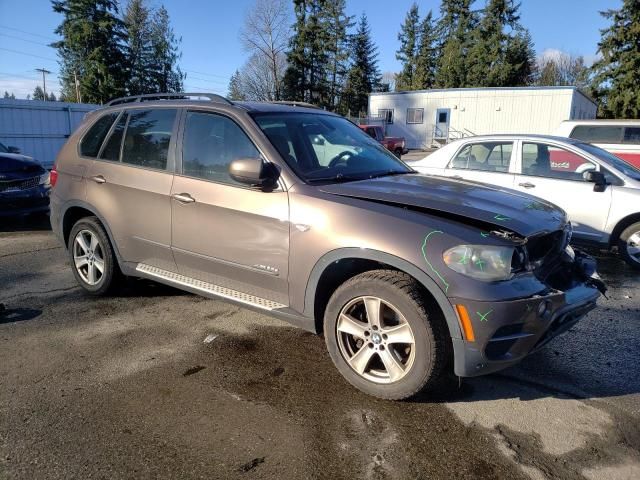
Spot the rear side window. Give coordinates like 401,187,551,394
80,113,118,157
121,109,177,170
569,125,623,144
449,142,513,173
99,113,127,161
182,111,260,185
623,127,640,144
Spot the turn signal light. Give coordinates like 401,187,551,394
455,304,475,342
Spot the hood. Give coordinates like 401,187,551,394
0,154,45,180
320,174,567,238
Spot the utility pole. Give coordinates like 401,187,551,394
73,70,82,103
35,68,51,100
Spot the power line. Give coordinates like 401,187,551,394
183,69,232,80
0,47,58,64
0,32,55,48
0,25,58,42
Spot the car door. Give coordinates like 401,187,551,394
170,109,289,306
512,140,613,243
442,140,516,189
86,107,178,272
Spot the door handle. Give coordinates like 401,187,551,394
519,182,536,189
91,175,106,184
172,193,196,204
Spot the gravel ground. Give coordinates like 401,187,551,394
1,217,639,480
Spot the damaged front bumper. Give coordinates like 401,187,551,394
450,249,604,377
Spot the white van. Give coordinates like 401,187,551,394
555,120,640,169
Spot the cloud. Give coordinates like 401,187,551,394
0,76,60,99
538,48,601,67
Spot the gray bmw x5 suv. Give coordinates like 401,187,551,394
50,93,605,400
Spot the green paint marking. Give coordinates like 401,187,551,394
494,214,510,221
480,231,490,238
475,259,486,271
525,303,533,312
476,309,493,322
458,252,471,264
421,230,450,293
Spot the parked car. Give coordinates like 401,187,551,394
555,120,640,169
50,94,604,400
411,134,640,269
359,124,408,158
0,141,51,217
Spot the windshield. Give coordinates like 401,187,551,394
0,142,8,153
252,113,412,183
579,142,640,180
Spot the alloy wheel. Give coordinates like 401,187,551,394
336,296,416,384
626,230,640,266
73,229,105,286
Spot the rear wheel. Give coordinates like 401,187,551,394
68,216,121,295
618,221,640,270
394,148,402,159
323,270,449,400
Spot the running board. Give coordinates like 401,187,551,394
135,263,286,311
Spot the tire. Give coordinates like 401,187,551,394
394,148,402,159
68,216,122,295
323,269,450,400
617,221,640,270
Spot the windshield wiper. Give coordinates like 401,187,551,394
367,169,415,179
306,173,365,184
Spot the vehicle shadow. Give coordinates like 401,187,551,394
0,306,42,324
0,214,51,233
114,277,191,298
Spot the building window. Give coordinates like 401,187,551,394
378,109,394,124
406,108,424,124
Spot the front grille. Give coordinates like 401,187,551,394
0,176,41,193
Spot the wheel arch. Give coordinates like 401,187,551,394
303,248,462,343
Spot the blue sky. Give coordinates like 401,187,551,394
0,0,617,99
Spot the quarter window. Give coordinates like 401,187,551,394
449,142,513,173
522,143,596,181
406,108,424,124
182,111,260,185
121,109,177,170
569,125,623,144
79,112,118,157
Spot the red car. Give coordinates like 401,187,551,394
359,125,408,158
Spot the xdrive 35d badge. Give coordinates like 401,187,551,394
50,93,605,400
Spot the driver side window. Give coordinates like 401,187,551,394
521,143,596,182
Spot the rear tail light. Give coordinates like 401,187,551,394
50,164,58,188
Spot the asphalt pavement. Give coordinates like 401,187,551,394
1,217,639,480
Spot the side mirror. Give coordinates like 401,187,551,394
7,146,20,154
229,158,278,189
583,170,607,192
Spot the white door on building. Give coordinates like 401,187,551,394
435,108,450,139
442,140,517,190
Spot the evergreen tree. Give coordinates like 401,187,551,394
3,91,16,99
227,70,247,100
466,0,535,87
591,0,640,118
149,5,184,93
537,52,589,89
395,3,420,91
48,92,58,101
435,0,478,88
414,10,438,90
51,0,127,103
324,0,353,109
341,13,381,116
124,0,155,95
33,86,46,100
283,0,310,101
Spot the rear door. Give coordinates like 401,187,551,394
170,109,289,306
442,140,516,189
512,140,612,243
86,107,178,271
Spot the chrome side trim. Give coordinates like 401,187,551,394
135,263,286,310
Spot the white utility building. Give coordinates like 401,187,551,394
368,86,597,149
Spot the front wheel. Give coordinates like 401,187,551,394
68,216,122,295
394,148,402,159
618,221,640,270
323,270,450,400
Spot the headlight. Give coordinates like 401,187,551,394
443,245,515,281
40,172,50,186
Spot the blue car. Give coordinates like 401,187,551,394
0,142,51,217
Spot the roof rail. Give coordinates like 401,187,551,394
106,92,233,107
269,100,320,109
